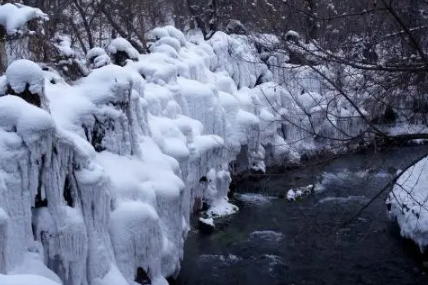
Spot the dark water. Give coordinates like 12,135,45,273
176,146,428,285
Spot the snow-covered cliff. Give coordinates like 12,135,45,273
0,1,426,283
0,26,317,285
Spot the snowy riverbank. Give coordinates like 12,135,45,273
1,21,426,285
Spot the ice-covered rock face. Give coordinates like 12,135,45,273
209,31,273,89
0,26,374,285
0,94,57,278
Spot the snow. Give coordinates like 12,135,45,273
6,59,44,96
0,3,48,35
92,265,128,285
153,37,181,53
0,25,388,284
107,38,139,61
0,95,54,143
286,189,296,201
387,156,428,250
286,185,314,201
54,35,75,58
109,201,163,284
285,30,300,40
191,135,224,156
199,217,215,227
0,274,61,285
0,207,7,222
205,197,239,218
150,27,170,40
10,252,62,284
87,48,111,69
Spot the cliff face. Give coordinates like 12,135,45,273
0,27,299,285
0,27,367,285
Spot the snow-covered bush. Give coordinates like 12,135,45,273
51,35,88,81
87,47,111,69
107,38,139,66
3,59,48,109
0,3,48,35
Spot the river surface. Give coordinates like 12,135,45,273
176,146,428,285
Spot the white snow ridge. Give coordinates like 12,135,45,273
0,25,304,285
387,157,428,251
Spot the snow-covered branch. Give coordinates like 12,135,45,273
0,3,48,36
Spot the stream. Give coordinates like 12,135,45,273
176,146,428,285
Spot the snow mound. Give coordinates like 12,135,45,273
199,217,215,227
107,38,139,61
6,59,44,95
0,95,54,143
0,274,61,285
387,156,428,250
206,197,239,218
286,185,313,201
10,252,62,284
87,47,111,68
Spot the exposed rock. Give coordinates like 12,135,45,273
198,217,215,234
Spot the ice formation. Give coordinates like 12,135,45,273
0,24,374,285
